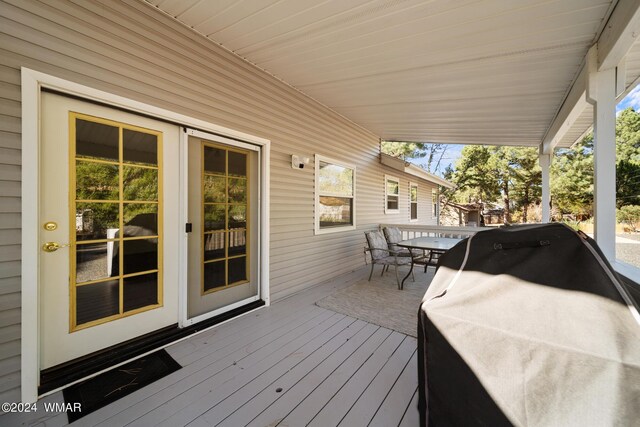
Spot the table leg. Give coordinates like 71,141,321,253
400,256,415,290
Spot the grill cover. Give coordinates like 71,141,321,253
418,224,640,426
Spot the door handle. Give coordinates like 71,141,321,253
42,242,71,252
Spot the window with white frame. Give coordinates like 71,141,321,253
385,175,399,213
315,155,356,234
410,183,418,221
432,188,439,218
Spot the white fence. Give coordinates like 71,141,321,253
378,224,487,239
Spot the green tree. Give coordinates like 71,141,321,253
509,147,542,222
381,141,449,174
616,107,640,163
617,205,640,231
616,160,640,208
551,135,594,219
449,146,541,223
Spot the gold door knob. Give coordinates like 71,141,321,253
42,242,71,252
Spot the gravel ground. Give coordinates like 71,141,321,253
616,233,640,268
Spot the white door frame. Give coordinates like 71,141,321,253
21,68,271,402
180,128,263,327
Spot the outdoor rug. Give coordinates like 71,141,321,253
62,349,181,422
316,268,433,337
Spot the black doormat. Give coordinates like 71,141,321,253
62,349,181,422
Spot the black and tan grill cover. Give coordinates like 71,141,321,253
418,223,640,426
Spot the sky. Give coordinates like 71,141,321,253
417,85,640,177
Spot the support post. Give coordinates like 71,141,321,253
539,153,551,223
586,44,617,261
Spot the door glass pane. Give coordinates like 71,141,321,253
76,119,119,162
204,175,226,203
229,205,246,229
76,202,119,241
76,280,119,325
76,242,111,283
204,232,225,261
124,203,158,236
228,151,246,176
123,273,158,312
71,114,163,330
228,257,247,284
122,238,158,275
204,261,225,292
229,178,246,203
204,205,226,231
204,146,225,174
123,129,157,166
76,161,119,200
228,229,246,256
189,138,257,318
123,166,158,201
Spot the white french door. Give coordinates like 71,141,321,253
183,130,261,325
39,92,181,370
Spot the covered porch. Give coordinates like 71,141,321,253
2,0,640,424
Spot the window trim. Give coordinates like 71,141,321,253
385,175,400,214
315,155,356,235
432,187,439,219
409,182,418,222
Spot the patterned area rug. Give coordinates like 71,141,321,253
316,267,434,337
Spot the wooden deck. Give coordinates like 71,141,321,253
3,266,425,426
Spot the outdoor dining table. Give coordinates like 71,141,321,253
396,236,463,289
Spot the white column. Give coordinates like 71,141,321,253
591,67,617,261
539,153,551,223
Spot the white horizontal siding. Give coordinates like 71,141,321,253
0,0,439,401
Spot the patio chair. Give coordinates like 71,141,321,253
382,226,421,257
364,230,411,289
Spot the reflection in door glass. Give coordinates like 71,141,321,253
75,202,119,241
204,232,225,261
123,129,157,166
124,273,159,312
71,113,162,329
228,257,247,284
123,166,158,201
76,161,119,201
204,146,225,173
76,119,119,161
204,261,225,292
202,143,249,294
76,242,111,283
76,280,119,325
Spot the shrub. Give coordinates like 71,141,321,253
616,205,640,232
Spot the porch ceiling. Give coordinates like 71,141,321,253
147,0,617,147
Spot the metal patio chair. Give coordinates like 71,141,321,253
364,230,411,289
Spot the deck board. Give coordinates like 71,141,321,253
151,316,364,426
200,327,392,425
2,266,423,426
335,337,417,427
125,314,354,426
399,388,420,427
239,323,384,427
89,310,341,427
369,351,419,426
276,330,403,427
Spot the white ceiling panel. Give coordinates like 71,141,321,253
147,0,621,146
